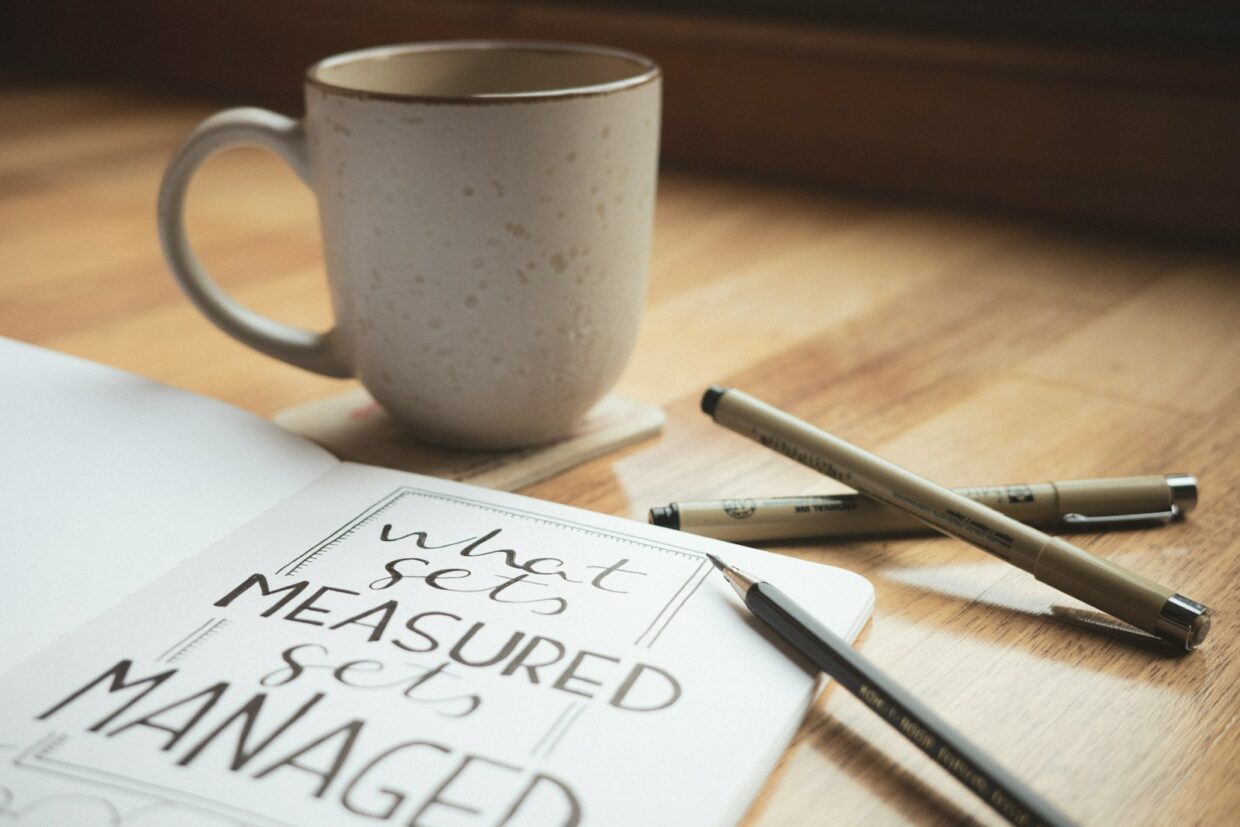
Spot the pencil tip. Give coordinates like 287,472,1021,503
704,552,728,571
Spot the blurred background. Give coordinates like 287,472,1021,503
5,0,1239,240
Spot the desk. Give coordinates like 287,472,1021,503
3,82,1238,826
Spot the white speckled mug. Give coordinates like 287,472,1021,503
159,41,660,449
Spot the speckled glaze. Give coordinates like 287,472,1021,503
159,42,660,449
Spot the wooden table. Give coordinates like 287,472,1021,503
4,82,1238,826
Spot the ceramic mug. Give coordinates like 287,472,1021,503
158,41,661,449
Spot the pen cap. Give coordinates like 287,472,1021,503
1053,474,1198,521
1054,475,1181,518
982,504,1208,646
1034,537,1174,633
648,505,680,530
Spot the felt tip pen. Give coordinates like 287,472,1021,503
701,386,1211,649
650,474,1197,542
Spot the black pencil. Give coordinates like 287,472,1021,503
705,553,1075,827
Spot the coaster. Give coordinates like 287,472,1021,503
274,388,664,491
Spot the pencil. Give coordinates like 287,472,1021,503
705,552,1075,827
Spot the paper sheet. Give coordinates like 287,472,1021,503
0,463,873,826
0,338,337,670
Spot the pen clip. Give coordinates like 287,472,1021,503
1062,506,1179,527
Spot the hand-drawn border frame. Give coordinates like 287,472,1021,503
6,488,722,824
272,486,711,648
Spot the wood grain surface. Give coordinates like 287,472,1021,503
3,81,1238,826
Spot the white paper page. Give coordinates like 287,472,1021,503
0,462,872,826
0,338,338,671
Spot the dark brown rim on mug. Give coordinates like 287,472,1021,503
305,40,661,105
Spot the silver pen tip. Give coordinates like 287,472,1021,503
705,552,728,572
1165,474,1198,516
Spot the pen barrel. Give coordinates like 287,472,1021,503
747,582,1075,827
711,393,1055,565
670,496,920,541
668,492,1056,542
956,482,1061,524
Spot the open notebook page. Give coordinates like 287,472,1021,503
0,462,873,826
0,338,337,670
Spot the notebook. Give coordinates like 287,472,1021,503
0,338,873,826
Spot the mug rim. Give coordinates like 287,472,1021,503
305,40,661,104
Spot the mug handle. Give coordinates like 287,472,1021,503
157,107,351,378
